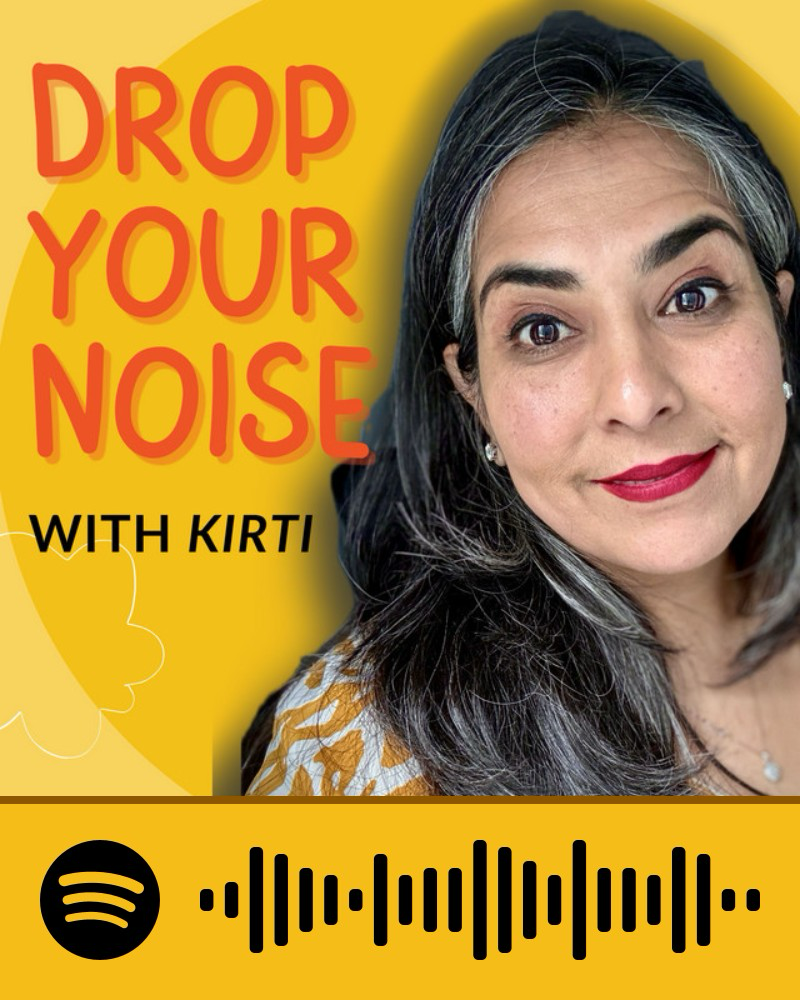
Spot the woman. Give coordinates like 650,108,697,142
242,11,800,796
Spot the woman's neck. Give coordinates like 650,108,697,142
607,551,746,681
606,551,800,794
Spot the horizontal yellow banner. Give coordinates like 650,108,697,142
2,800,796,997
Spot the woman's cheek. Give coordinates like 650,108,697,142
701,327,783,430
490,384,583,479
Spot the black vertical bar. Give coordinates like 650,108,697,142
274,854,288,946
547,875,562,925
522,861,537,939
398,875,413,925
497,847,512,954
299,867,313,932
696,854,711,946
374,854,388,946
199,888,214,912
746,889,760,911
572,840,586,960
423,868,438,932
349,889,363,911
448,869,462,932
323,874,338,925
224,881,239,918
672,847,686,954
597,868,611,932
473,840,488,960
622,868,636,932
721,889,735,911
647,875,661,925
249,847,264,953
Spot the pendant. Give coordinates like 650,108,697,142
760,751,782,783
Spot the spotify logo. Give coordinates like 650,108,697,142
40,840,159,959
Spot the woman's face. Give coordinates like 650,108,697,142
445,119,794,580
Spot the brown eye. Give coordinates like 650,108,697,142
514,315,573,347
676,288,705,312
663,283,721,315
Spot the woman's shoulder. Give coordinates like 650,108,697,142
246,637,429,797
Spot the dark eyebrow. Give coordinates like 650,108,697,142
637,214,746,274
478,265,580,313
477,215,747,316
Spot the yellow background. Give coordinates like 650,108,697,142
2,0,800,795
2,0,800,992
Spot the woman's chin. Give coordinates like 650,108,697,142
582,531,734,586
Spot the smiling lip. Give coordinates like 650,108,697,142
593,447,718,502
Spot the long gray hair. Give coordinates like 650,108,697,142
244,11,800,795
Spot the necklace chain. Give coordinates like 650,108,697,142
698,717,782,783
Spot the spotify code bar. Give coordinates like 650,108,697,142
199,840,761,960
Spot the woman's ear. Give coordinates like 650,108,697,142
442,343,506,466
443,342,475,404
777,270,795,317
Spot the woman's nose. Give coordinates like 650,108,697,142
593,325,684,432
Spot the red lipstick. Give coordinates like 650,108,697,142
593,447,717,502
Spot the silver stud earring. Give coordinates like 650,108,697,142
484,441,498,463
783,381,794,402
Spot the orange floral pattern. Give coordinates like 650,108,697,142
247,642,428,797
